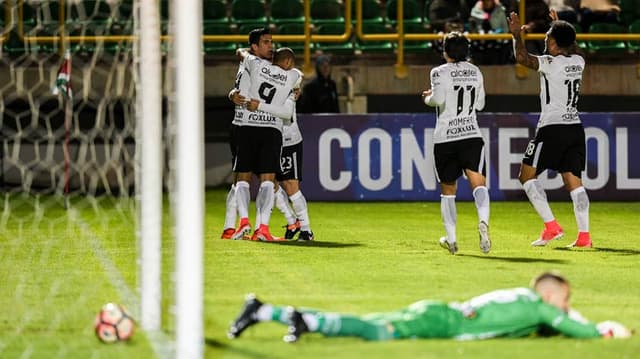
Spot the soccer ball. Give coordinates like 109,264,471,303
94,303,135,343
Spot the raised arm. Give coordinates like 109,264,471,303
507,12,539,70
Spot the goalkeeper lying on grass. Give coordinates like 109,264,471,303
227,271,632,342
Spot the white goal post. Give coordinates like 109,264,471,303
138,0,204,357
171,0,205,358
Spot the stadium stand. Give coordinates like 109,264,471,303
231,0,269,27
627,19,640,52
351,0,384,25
203,0,230,25
385,0,422,26
271,0,305,26
203,23,237,54
402,22,432,53
311,0,344,25
356,22,394,53
315,22,355,54
275,22,308,52
620,0,640,25
587,22,628,53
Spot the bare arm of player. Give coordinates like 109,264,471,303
235,48,250,60
256,97,296,121
228,89,247,105
507,12,539,70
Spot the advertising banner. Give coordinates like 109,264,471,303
297,113,640,201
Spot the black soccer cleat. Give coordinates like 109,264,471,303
283,307,309,343
227,293,263,339
298,230,314,241
284,220,301,240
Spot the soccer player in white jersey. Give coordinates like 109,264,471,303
422,32,490,255
233,48,301,241
221,28,273,239
508,11,592,248
274,103,315,241
240,49,314,241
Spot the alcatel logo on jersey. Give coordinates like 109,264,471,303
564,65,583,73
261,67,287,82
450,69,476,77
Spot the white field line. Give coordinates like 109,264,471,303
68,207,174,359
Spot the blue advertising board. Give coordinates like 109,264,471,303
297,113,640,201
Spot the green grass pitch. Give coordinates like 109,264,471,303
1,189,639,358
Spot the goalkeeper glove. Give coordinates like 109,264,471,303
597,321,632,338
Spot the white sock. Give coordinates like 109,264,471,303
570,186,590,232
290,190,311,232
255,304,273,322
275,186,296,225
256,181,275,227
223,184,237,229
235,181,250,219
473,186,490,225
441,195,457,242
522,179,554,223
254,206,261,230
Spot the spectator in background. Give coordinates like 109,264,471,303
298,55,340,113
428,0,470,33
579,0,621,32
524,0,552,54
470,0,509,33
469,0,512,64
549,0,580,24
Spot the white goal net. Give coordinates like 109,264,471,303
1,0,202,357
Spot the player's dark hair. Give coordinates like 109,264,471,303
273,47,295,64
443,31,470,62
531,271,569,289
548,20,576,49
248,28,270,46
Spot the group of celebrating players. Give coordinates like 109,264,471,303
220,28,314,243
220,9,593,254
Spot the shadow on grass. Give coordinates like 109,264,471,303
457,254,570,263
258,240,364,248
554,246,640,255
205,337,274,359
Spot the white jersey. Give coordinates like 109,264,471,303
536,54,584,128
282,112,303,146
232,59,251,126
424,61,486,144
243,54,300,132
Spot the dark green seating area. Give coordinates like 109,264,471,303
2,0,640,58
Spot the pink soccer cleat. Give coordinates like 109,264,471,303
567,232,593,248
231,218,252,240
531,220,564,246
254,224,285,242
220,228,235,239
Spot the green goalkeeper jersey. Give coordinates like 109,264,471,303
389,287,601,340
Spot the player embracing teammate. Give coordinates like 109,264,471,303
221,28,314,242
